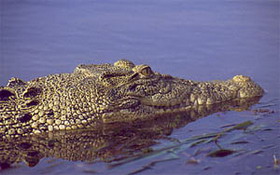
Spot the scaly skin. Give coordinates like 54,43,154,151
0,97,262,167
0,59,264,138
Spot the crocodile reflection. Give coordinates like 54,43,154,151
0,97,261,169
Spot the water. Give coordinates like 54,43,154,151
0,0,279,174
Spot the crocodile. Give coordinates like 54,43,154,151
0,59,264,138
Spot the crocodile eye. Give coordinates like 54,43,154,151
132,65,154,78
140,66,153,76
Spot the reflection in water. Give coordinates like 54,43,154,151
0,97,261,169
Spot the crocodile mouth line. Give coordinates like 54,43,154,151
148,103,193,113
139,98,193,113
140,96,189,107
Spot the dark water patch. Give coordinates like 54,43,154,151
231,140,249,145
207,149,236,157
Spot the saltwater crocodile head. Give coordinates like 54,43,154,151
73,59,184,123
73,59,264,123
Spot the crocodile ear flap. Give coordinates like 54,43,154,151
23,87,42,98
0,88,15,101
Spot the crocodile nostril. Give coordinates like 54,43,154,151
18,113,33,123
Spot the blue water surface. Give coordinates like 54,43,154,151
0,0,279,175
